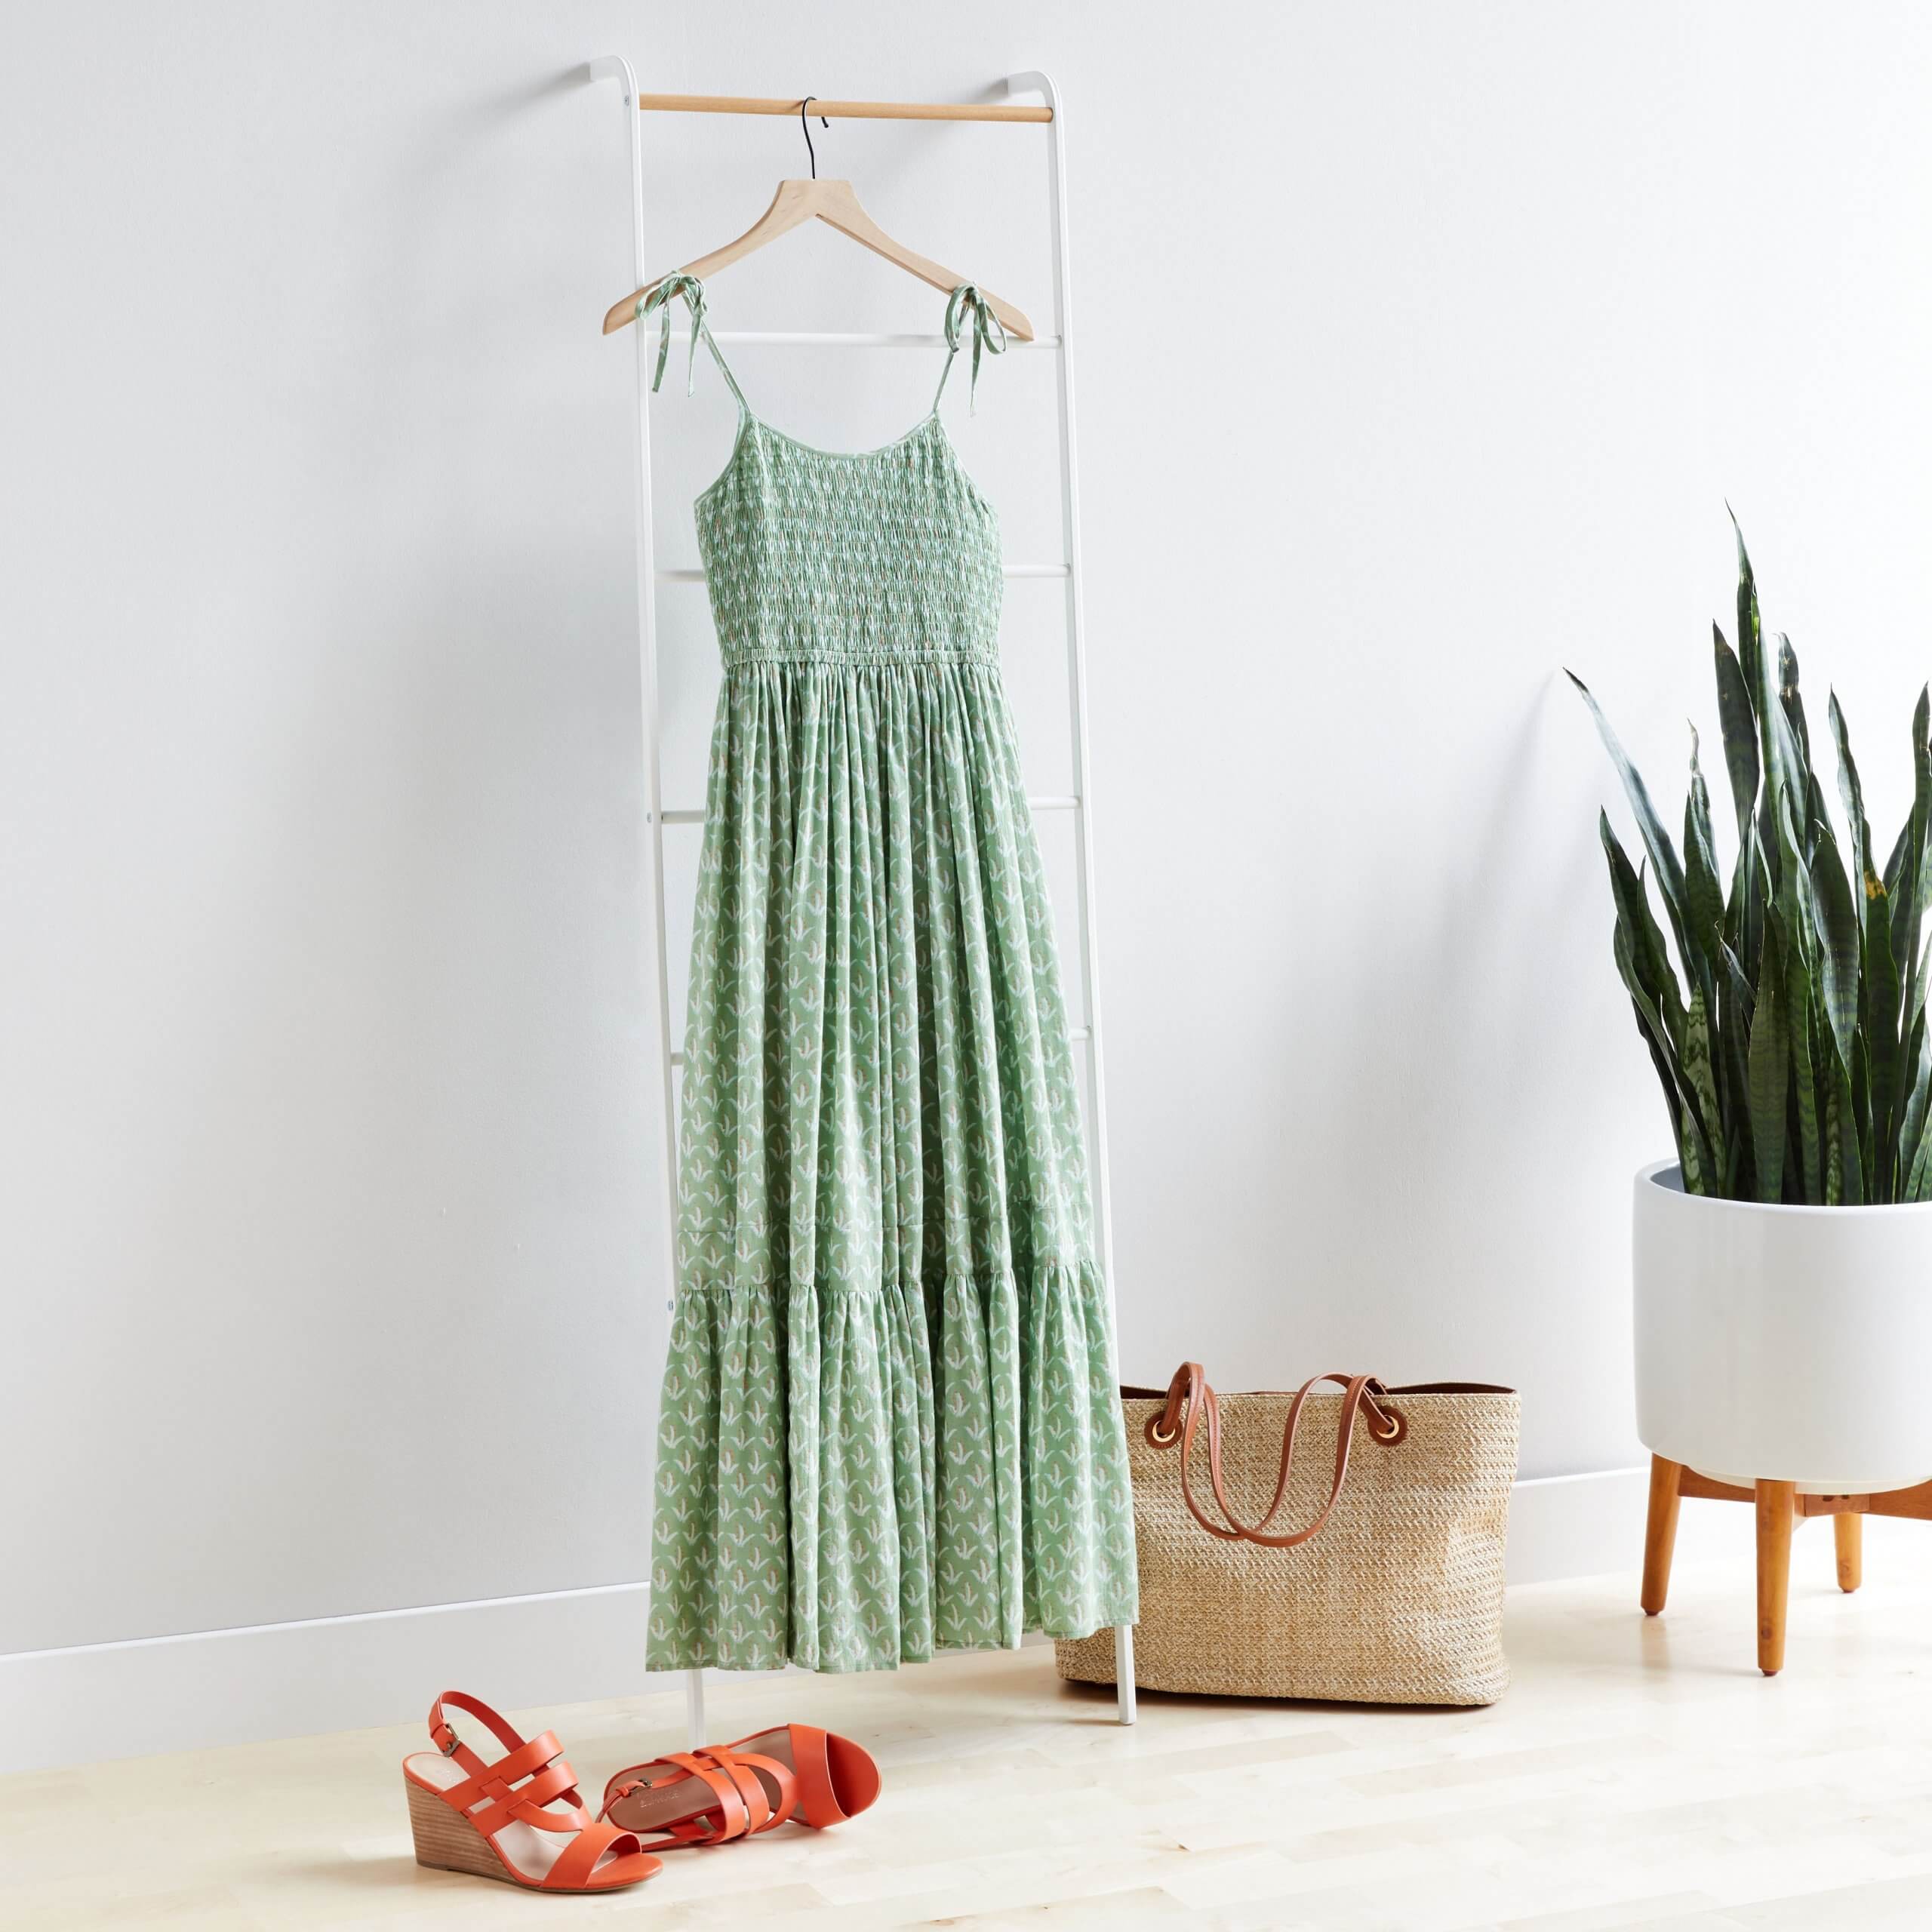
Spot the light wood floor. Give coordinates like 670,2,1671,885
15,1527,1932,1930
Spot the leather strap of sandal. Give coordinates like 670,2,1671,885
605,1746,801,1849
428,1690,536,1783
1146,1361,1406,1549
449,1749,582,1841
544,1817,649,1890
782,1725,847,1828
705,1746,797,1835
728,1751,798,1831
609,1752,746,1847
426,1690,596,1838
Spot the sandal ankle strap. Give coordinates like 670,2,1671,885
427,1689,531,1780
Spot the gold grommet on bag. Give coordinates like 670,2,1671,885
1370,1404,1407,1446
1146,1417,1180,1447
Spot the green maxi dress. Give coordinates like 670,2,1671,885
644,277,1137,1673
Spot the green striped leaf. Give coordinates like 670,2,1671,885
1715,936,1756,1196
1894,688,1932,1027
1748,921,1789,1203
1712,625,1760,848
1678,1105,1712,1194
1717,937,1757,1027
1616,924,1709,1185
1682,729,1725,995
1826,1038,1864,1204
1571,672,1690,973
1854,1032,1875,1195
1825,1058,1844,1204
1807,820,1861,1064
1734,510,1764,706
1712,626,1764,978
1600,814,1685,1048
1777,634,1811,781
1785,948,1823,1202
1884,816,1914,897
1681,983,1723,1156
1829,690,1874,915
1863,880,1902,1194
1907,1091,1932,1201
1752,623,1807,884
1894,1014,1930,1198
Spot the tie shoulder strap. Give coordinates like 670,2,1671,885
634,273,748,408
1148,1361,1407,1549
934,284,1008,416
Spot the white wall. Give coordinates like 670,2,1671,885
7,2,1932,1768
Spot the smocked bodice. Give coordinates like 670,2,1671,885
638,273,1011,671
696,416,1003,669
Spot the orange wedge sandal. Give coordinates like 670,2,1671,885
401,1691,660,1896
599,1724,881,1851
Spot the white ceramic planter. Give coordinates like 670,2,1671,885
1634,1159,1932,1494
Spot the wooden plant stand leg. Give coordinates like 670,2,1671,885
1641,1455,1684,1616
1835,1511,1863,1592
1755,1479,1796,1676
1649,1466,1932,1672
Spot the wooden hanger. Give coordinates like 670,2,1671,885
601,175,1034,340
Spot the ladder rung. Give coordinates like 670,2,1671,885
670,1023,1091,1069
658,794,1078,827
704,331,1063,349
657,565,1069,585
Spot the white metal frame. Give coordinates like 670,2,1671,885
589,58,1135,1739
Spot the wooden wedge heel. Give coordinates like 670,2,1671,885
405,1774,509,1882
400,1690,660,1896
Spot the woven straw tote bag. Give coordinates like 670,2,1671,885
1056,1364,1520,1706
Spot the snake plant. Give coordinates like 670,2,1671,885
1571,521,1932,1203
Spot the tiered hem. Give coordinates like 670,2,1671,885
645,1256,1137,1675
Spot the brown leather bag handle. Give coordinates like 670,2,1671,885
1144,1361,1407,1549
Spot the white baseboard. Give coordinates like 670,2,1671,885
0,1581,654,1777
1509,1461,1772,1589
2,1467,1674,1776
1505,1464,1650,1586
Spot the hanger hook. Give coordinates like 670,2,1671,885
799,94,829,179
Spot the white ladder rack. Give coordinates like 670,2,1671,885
588,59,1136,1741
